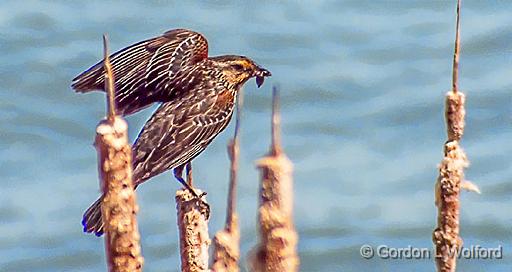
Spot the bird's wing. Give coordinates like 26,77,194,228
132,90,235,185
71,29,209,115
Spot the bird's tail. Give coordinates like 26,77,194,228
82,197,104,237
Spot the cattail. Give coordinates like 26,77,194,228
250,87,299,272
175,189,210,272
211,91,244,272
432,1,479,271
97,34,143,272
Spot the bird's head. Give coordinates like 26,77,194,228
211,55,271,88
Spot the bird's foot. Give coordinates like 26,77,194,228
197,197,210,220
186,187,210,220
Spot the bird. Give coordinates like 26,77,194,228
71,29,271,236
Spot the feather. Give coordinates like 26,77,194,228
71,29,209,115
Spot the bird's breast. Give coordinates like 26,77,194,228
214,89,236,110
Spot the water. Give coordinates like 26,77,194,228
1,1,511,271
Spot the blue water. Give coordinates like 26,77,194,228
1,1,511,271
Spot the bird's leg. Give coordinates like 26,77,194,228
174,164,210,219
186,162,206,198
174,164,207,198
173,165,199,197
186,162,194,187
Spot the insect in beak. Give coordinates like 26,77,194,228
255,68,271,88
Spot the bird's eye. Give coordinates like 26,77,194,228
232,64,244,71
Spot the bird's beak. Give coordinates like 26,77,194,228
255,67,271,88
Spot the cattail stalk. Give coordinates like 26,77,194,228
97,34,144,272
176,189,210,272
250,87,299,272
432,1,471,271
211,90,244,272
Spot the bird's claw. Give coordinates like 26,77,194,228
197,199,210,220
186,187,210,219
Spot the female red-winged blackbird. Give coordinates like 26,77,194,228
72,29,271,236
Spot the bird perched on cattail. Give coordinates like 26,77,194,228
72,29,271,236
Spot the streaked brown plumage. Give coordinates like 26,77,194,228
72,29,271,236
